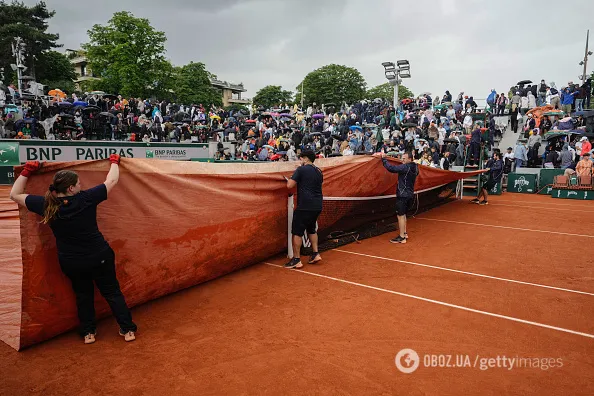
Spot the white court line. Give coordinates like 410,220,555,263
484,202,587,213
333,249,594,297
490,199,594,208
416,217,594,238
263,262,594,339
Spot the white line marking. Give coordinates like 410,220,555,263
490,199,593,208
416,217,594,238
334,249,594,296
484,203,588,213
263,262,594,339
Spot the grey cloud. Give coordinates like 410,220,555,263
23,0,594,100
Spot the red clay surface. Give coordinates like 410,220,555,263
1,192,593,395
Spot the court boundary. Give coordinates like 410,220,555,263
333,249,594,296
263,262,594,339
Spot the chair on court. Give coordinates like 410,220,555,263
553,175,569,189
577,175,593,190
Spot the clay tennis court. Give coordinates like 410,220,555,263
1,193,593,395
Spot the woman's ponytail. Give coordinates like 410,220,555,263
41,188,61,224
41,171,79,224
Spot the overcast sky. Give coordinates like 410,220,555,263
28,0,593,100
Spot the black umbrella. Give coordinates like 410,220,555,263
279,109,291,114
310,132,322,136
102,94,118,100
99,112,116,118
58,113,74,119
82,106,100,113
517,80,532,85
443,138,458,143
403,123,418,128
328,153,343,157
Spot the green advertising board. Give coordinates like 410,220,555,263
0,142,20,166
0,166,15,185
538,169,564,195
551,189,594,200
507,173,537,194
488,180,502,195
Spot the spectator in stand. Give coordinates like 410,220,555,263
520,94,529,116
575,84,586,112
510,91,521,133
514,140,528,170
503,147,514,174
548,85,561,109
440,151,451,170
537,80,548,107
580,137,592,156
561,87,577,115
496,93,507,116
559,143,574,169
528,91,537,110
543,145,559,168
468,125,481,166
576,153,592,176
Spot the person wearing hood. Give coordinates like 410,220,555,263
466,96,477,112
520,94,529,115
561,87,577,115
559,143,574,169
444,90,452,102
527,91,537,109
486,89,497,111
514,140,528,169
543,145,559,168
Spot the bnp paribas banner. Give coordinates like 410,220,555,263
15,140,210,162
0,142,20,165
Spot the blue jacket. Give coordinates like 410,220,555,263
382,159,418,198
561,90,576,105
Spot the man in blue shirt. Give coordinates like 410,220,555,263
374,151,419,244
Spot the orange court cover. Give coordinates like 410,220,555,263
0,156,482,350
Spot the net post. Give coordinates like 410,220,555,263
287,195,294,258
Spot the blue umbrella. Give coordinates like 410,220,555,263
350,125,362,131
58,102,73,107
73,101,88,107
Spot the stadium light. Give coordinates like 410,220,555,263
382,59,412,107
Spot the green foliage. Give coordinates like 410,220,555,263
173,62,222,106
35,50,76,91
82,11,171,98
365,83,414,102
0,1,61,81
294,64,366,106
224,104,249,113
253,85,293,109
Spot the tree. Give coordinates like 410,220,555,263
253,85,293,109
295,64,366,106
173,62,222,106
365,83,413,103
35,50,76,92
0,1,61,81
82,11,171,98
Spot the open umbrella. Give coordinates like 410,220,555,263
57,101,72,107
73,101,88,107
543,111,564,116
349,125,362,131
82,106,100,113
312,114,325,119
279,109,291,114
419,92,432,96
89,91,106,96
403,123,417,128
310,132,322,136
48,89,66,98
263,145,275,150
328,153,343,157
58,113,74,119
103,94,118,101
99,112,116,119
517,80,532,85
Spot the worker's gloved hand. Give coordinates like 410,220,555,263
21,161,42,178
109,154,121,165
